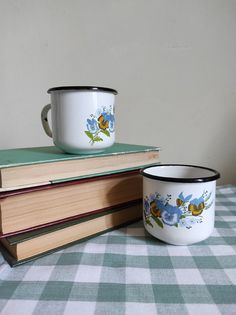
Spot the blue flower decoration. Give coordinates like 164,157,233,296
155,199,165,210
190,197,204,206
161,204,182,226
179,216,202,228
100,112,110,121
87,118,99,134
149,193,157,203
144,199,150,216
178,192,192,203
108,114,115,132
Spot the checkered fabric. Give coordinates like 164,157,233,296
0,185,236,315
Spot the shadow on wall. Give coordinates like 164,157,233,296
206,107,236,185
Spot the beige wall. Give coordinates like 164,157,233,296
1,0,236,184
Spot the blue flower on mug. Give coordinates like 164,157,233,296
188,196,205,216
179,216,202,229
161,204,182,226
176,192,192,207
143,190,213,229
86,118,99,134
143,198,151,216
108,114,115,133
100,112,110,121
98,113,109,130
85,106,114,144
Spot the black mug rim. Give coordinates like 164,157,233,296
47,86,118,95
140,164,220,183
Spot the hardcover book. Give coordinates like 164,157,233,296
0,202,142,266
0,170,142,236
0,143,160,191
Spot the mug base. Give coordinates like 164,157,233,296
144,222,213,246
53,141,112,155
60,148,106,155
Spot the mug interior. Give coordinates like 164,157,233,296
142,164,220,183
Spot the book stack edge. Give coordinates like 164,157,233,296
0,143,160,266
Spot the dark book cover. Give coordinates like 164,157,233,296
0,202,143,267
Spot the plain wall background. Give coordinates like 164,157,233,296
0,0,236,184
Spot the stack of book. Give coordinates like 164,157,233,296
0,143,160,266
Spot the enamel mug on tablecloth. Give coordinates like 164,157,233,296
141,164,220,245
41,86,117,154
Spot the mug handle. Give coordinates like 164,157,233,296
41,104,52,138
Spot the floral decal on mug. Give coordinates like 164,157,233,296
85,106,115,144
143,190,213,229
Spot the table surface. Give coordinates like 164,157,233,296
0,185,236,315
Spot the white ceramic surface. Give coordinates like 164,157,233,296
41,86,117,154
141,164,220,245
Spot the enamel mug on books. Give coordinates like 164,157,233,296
41,86,117,154
141,164,220,245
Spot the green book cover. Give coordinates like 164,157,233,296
0,142,160,189
0,143,160,168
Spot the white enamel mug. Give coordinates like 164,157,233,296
41,86,117,154
141,164,220,245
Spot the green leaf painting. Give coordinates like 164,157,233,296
84,131,94,140
100,129,110,137
152,216,164,228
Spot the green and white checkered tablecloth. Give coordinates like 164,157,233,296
0,185,236,315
